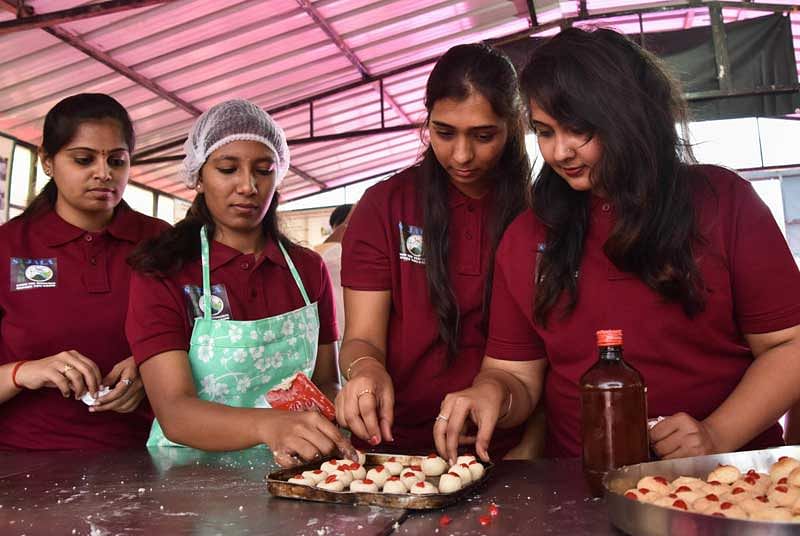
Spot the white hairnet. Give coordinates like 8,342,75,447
181,99,290,188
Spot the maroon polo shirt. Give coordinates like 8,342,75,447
487,165,800,458
126,238,337,364
0,202,169,450
342,165,525,457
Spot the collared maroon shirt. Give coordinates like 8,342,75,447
126,237,337,364
0,202,169,450
487,165,800,458
342,166,525,457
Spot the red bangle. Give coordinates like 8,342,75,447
11,360,27,390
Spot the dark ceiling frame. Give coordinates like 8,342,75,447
4,0,799,194
0,0,175,34
1,0,326,189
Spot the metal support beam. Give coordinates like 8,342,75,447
709,3,733,92
638,12,645,48
295,0,369,79
526,0,538,26
4,0,324,190
289,165,327,189
578,0,588,18
295,0,412,125
133,46,441,163
43,25,204,117
0,0,175,35
133,123,422,165
685,84,800,101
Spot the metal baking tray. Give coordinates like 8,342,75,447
604,445,800,535
266,452,492,509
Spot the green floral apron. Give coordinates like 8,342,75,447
147,226,320,447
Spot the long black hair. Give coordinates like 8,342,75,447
520,27,703,326
22,93,135,219
420,43,531,357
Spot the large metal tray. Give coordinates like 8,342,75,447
604,445,800,536
266,452,492,510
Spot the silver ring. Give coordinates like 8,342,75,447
121,378,133,386
435,414,449,423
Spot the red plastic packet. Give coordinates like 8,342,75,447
263,372,336,421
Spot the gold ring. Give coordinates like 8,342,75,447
435,414,449,423
356,388,373,399
61,364,74,374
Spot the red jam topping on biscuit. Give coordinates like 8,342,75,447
625,492,639,500
675,486,692,493
706,494,719,501
654,476,668,485
363,479,374,485
732,487,745,494
324,475,338,484
673,500,688,510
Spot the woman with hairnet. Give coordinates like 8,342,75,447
126,99,356,467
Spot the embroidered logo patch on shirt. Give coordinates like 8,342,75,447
183,284,232,321
398,222,424,264
10,258,57,291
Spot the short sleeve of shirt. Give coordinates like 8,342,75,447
486,212,547,362
725,172,800,333
126,271,189,365
341,187,392,290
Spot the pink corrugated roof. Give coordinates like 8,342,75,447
0,0,798,202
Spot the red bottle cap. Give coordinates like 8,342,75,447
597,330,623,346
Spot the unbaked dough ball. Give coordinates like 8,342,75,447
422,454,448,476
438,472,463,494
382,476,408,494
350,479,379,493
410,480,438,494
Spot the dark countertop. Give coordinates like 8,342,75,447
0,449,621,535
0,448,404,536
398,458,620,536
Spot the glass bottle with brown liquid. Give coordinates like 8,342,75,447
580,329,649,496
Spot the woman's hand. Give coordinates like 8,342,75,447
91,356,146,414
334,359,394,446
434,380,507,465
15,350,102,398
650,412,719,459
261,410,357,468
